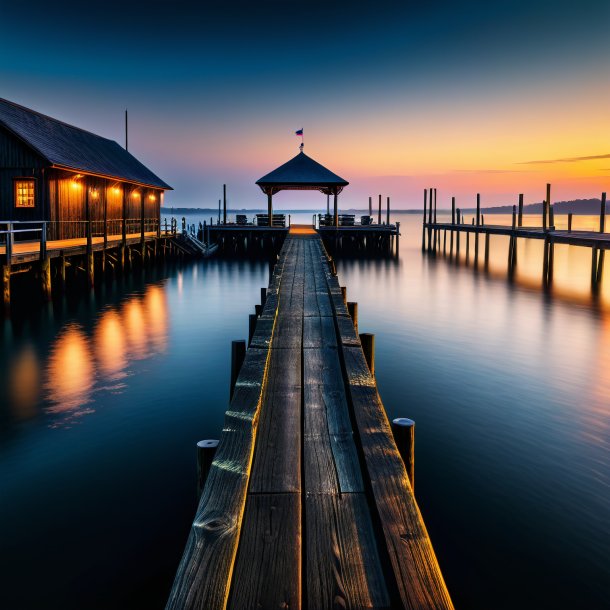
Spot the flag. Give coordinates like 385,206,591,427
295,129,303,136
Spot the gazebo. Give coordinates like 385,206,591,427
256,151,348,227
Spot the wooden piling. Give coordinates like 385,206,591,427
223,184,227,225
549,205,555,229
451,197,455,225
546,183,551,230
591,247,599,287
600,192,607,233
359,333,375,376
340,286,347,304
347,301,358,332
518,194,524,227
260,287,267,308
392,418,415,492
476,193,480,226
378,194,382,225
386,196,390,225
40,258,51,301
422,189,427,250
230,340,246,400
484,232,490,267
433,188,437,224
568,213,573,232
196,439,219,499
2,265,10,311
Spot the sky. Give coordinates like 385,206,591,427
1,0,608,209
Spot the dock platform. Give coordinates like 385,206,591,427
167,232,451,609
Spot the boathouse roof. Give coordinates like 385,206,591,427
256,151,348,195
0,98,172,190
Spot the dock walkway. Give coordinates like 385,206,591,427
168,232,452,609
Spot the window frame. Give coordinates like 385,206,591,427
14,178,36,209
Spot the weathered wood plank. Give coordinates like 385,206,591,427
228,494,301,610
303,347,363,494
341,346,454,610
306,493,390,610
249,346,302,493
303,315,337,349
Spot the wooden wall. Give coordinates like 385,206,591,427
0,127,46,222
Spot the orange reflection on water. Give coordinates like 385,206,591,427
43,284,169,425
9,346,40,421
95,309,127,380
46,325,95,415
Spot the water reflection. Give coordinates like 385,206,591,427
9,346,40,421
5,283,170,427
428,214,610,310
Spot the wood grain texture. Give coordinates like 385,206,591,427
303,347,363,494
248,346,302,493
306,493,390,610
228,494,301,610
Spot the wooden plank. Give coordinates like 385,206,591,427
336,315,361,347
303,316,337,349
306,494,390,610
341,345,454,610
303,347,363,494
228,494,301,610
249,346,302,493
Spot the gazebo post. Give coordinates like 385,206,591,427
267,190,273,227
333,190,339,227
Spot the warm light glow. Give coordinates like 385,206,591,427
9,346,40,420
45,324,94,414
90,188,99,199
149,193,156,201
95,309,127,380
132,190,140,198
113,187,121,195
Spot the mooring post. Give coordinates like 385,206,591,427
451,197,455,225
197,439,219,499
230,340,246,400
2,264,10,311
386,196,390,225
347,301,358,332
378,194,382,225
359,333,375,375
518,193,524,227
568,213,573,232
422,189,427,250
549,204,555,229
254,304,262,317
223,184,227,225
600,192,607,233
260,287,267,308
546,183,551,230
392,417,415,491
484,232,490,267
340,286,347,304
476,193,481,226
433,188,437,224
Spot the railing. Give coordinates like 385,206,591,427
0,221,46,262
1,218,167,264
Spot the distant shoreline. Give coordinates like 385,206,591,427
163,198,606,215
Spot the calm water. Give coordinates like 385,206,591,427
1,212,609,609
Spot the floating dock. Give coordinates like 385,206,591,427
167,230,452,609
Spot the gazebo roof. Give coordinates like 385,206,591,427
256,151,348,195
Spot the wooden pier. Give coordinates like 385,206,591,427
0,221,192,311
167,230,452,609
422,186,609,289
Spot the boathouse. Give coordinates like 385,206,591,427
0,97,171,240
256,150,348,226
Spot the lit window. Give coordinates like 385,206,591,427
15,179,35,208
